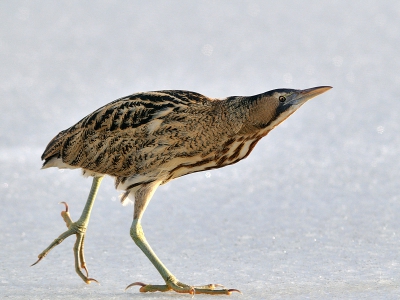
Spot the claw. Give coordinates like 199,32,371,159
59,202,73,227
125,282,147,291
227,289,242,295
30,256,44,267
86,277,99,284
59,201,69,212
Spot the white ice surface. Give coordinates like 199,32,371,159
1,1,400,299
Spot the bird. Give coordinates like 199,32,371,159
32,86,331,295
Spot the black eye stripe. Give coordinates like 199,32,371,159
279,96,286,102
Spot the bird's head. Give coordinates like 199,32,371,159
240,86,332,134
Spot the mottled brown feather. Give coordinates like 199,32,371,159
42,89,286,200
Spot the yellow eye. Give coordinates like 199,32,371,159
279,96,286,102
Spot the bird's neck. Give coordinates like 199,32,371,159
223,95,266,136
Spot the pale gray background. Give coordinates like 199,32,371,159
1,1,400,299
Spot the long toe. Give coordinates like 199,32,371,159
73,233,98,284
125,282,172,293
125,280,241,295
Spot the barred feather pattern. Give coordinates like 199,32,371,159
42,90,275,203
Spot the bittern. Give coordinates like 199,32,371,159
33,86,331,295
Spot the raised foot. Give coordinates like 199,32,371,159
125,280,241,295
31,202,98,284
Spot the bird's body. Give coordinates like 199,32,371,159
43,90,287,202
34,86,331,295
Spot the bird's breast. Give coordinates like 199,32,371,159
216,135,261,167
161,135,261,184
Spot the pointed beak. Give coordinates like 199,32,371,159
287,86,332,107
296,86,332,102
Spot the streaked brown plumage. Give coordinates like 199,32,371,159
35,87,331,295
42,90,285,200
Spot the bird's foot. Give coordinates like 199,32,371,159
31,202,98,284
126,278,241,295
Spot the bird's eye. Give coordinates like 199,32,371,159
279,96,286,102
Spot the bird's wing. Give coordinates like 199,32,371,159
41,90,213,176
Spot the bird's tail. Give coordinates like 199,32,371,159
41,130,67,168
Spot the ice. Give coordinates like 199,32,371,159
1,1,400,299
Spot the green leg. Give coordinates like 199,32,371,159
32,176,103,284
125,182,241,295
